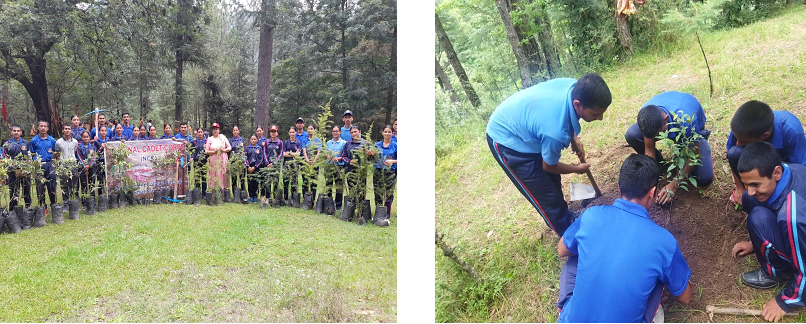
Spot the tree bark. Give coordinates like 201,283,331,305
534,8,561,78
436,58,460,103
616,14,634,54
384,26,396,126
495,0,532,88
435,13,481,108
175,48,184,127
255,0,277,128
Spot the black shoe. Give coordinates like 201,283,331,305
742,268,790,289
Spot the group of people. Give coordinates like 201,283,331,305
486,73,806,322
2,109,398,228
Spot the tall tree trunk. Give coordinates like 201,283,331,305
175,49,184,127
435,58,460,103
435,13,481,108
494,0,532,88
534,9,561,78
385,26,396,126
340,0,348,88
616,14,634,54
255,0,277,127
22,55,53,130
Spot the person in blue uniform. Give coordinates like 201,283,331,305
486,73,611,236
161,123,173,139
109,123,129,141
30,120,58,208
327,126,347,210
341,126,375,205
147,125,158,140
302,124,322,197
283,127,303,205
189,128,207,193
90,113,110,142
76,131,96,197
340,110,354,142
255,126,267,146
730,142,806,322
391,119,397,143
725,100,806,206
624,91,713,206
131,126,142,141
69,115,85,142
3,124,32,210
119,112,135,139
230,126,245,155
374,125,397,220
263,125,284,203
174,122,192,142
93,125,109,196
295,118,309,148
245,135,264,203
557,154,692,323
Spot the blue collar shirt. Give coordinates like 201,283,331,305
727,110,806,165
559,198,691,323
486,78,581,165
30,134,57,162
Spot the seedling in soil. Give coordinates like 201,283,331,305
656,113,703,225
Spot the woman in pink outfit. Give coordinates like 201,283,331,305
205,123,232,190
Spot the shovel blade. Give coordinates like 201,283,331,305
570,182,596,201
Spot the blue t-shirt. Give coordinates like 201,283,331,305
327,138,347,166
30,134,57,162
174,132,192,142
120,124,135,139
71,126,86,141
727,110,806,165
374,140,397,170
486,78,581,165
340,125,354,142
559,199,691,323
643,91,708,140
297,130,309,148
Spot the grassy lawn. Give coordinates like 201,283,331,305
436,5,806,322
0,203,396,322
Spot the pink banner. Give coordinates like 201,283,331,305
104,139,188,199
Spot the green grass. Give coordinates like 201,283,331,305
0,203,396,322
436,5,806,322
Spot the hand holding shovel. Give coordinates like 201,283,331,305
569,140,601,205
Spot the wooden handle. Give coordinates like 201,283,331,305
706,305,798,317
570,141,601,197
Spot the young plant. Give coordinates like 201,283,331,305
346,124,379,215
53,158,81,200
656,113,703,223
229,147,247,191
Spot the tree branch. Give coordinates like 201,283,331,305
435,231,480,280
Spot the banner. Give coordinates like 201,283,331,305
104,139,188,199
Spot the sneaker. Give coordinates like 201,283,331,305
742,268,791,289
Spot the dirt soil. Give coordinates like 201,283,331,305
563,145,776,323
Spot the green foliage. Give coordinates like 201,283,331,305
660,0,731,36
656,113,703,199
717,0,788,28
228,147,247,190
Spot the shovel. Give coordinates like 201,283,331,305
569,141,602,206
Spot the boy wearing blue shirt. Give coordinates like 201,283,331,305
557,154,692,323
327,126,347,210
486,73,611,236
625,91,713,205
30,120,58,208
731,142,806,322
119,113,135,139
340,110,354,142
3,125,32,210
726,100,806,205
174,122,192,142
295,118,309,148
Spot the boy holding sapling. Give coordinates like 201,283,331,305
245,135,264,203
726,100,806,206
30,121,57,208
625,91,713,205
3,125,32,210
486,74,610,236
327,126,347,210
55,124,80,203
731,142,806,322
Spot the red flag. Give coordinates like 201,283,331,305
2,98,6,123
74,103,78,116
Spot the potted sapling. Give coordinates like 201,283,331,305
372,162,395,227
8,152,38,229
54,158,80,221
228,148,247,204
0,158,12,232
107,143,131,209
311,101,335,213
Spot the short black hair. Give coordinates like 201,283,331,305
571,73,612,109
122,112,130,117
10,124,21,131
619,154,659,200
731,100,774,138
38,120,49,127
738,142,782,178
637,105,666,138
63,124,71,130
180,122,188,127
